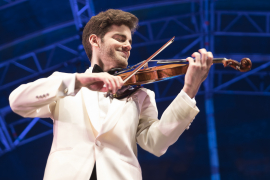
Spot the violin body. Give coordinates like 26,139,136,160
119,64,189,86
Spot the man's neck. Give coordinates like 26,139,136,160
91,61,117,72
91,63,110,72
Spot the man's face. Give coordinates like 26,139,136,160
98,25,132,69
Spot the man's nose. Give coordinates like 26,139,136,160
123,42,132,51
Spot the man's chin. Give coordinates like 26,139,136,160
118,62,128,69
116,58,128,68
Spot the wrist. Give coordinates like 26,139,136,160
183,84,197,99
75,73,82,90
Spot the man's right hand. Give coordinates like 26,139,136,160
75,73,124,94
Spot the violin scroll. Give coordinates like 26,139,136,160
223,58,252,72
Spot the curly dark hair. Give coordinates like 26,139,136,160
82,9,138,62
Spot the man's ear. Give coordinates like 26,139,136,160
89,34,100,47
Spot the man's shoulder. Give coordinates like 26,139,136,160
49,71,73,77
138,87,154,93
136,87,155,98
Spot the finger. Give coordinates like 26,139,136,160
115,76,124,89
104,79,111,93
109,77,117,94
113,77,120,90
98,81,108,92
186,57,195,65
207,51,213,66
191,52,201,64
199,48,207,65
111,77,120,94
99,86,109,92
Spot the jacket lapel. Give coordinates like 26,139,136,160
81,67,128,137
81,87,100,132
98,98,127,137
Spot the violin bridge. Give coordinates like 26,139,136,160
143,62,148,69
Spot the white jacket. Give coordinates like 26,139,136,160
9,70,199,180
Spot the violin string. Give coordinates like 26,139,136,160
115,58,186,75
114,58,227,75
153,58,226,63
114,61,143,75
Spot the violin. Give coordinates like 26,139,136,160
117,57,251,86
108,37,252,99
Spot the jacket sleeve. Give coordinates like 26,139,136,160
136,89,200,157
9,72,77,119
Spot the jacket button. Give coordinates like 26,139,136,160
95,140,101,147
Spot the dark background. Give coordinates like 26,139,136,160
0,0,270,179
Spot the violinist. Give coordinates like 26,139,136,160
9,9,213,180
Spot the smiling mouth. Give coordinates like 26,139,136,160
119,51,128,58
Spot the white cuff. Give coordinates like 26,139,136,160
61,74,76,96
179,90,196,108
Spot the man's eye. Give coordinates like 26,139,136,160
115,37,124,42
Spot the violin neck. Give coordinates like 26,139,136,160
212,58,228,63
156,58,227,64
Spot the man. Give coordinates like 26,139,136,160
9,9,213,180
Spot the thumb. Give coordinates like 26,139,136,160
99,86,109,92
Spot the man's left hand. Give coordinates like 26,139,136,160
183,48,213,98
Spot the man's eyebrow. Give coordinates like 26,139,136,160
113,33,132,44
